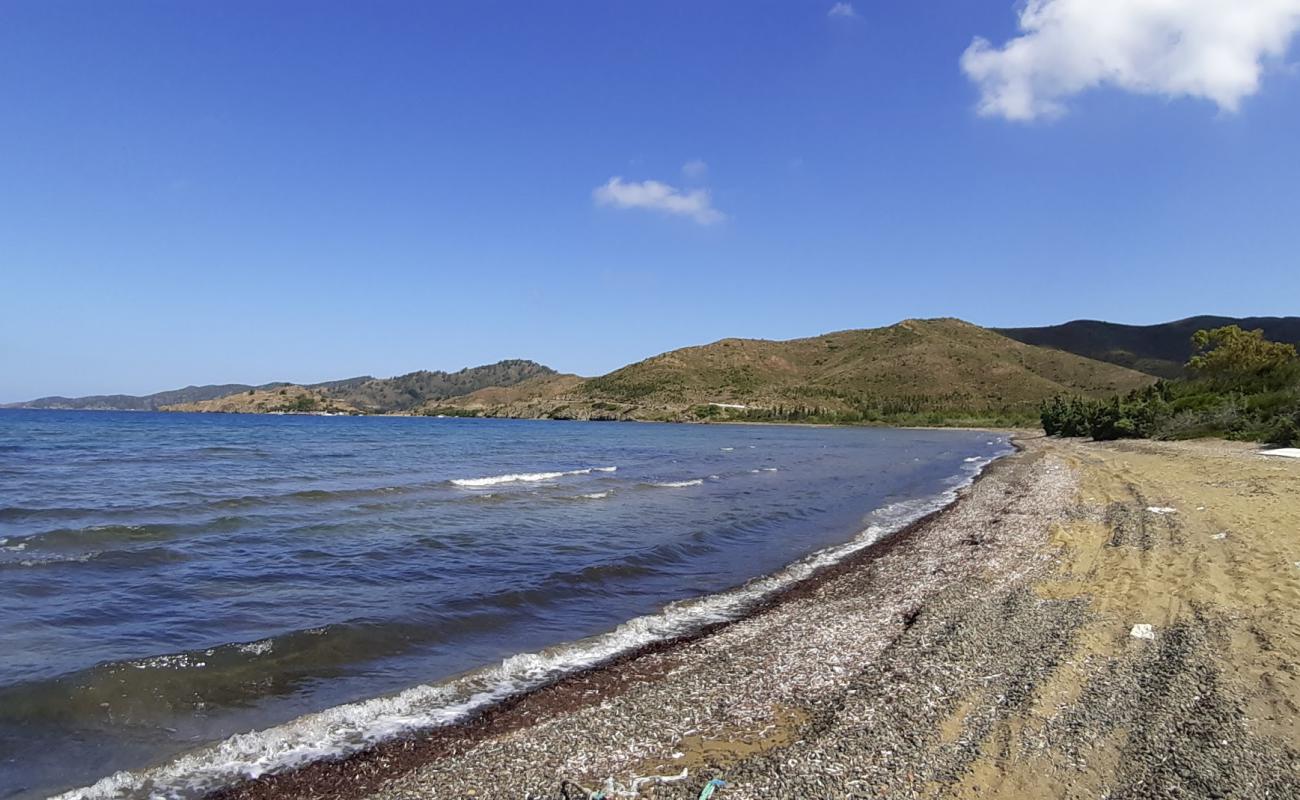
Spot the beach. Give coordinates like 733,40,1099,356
206,435,1300,799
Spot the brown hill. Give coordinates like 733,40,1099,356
423,318,1154,425
163,386,363,415
329,360,556,413
418,374,587,417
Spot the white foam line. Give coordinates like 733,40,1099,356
58,450,1007,800
450,467,617,487
651,479,704,488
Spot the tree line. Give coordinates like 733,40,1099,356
1041,325,1299,446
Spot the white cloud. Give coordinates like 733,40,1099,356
681,159,709,180
961,0,1300,121
592,177,725,225
828,2,857,19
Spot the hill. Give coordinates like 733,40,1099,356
9,361,555,415
6,377,373,412
418,374,587,417
328,360,556,413
164,386,365,415
162,360,556,415
996,316,1300,379
426,319,1154,425
6,383,287,411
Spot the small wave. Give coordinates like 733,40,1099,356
8,552,98,568
4,546,187,571
963,456,981,462
720,447,734,452
131,653,209,670
450,467,617,487
237,639,275,657
577,492,610,500
650,479,704,488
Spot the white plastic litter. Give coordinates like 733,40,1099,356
1211,532,1227,540
1130,624,1156,640
1261,448,1300,459
599,768,690,797
1146,507,1177,514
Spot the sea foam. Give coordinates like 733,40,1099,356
450,467,616,487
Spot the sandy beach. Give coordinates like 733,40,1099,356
210,435,1300,800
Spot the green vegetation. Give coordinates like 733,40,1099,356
280,395,320,413
690,403,1036,428
1041,326,1300,446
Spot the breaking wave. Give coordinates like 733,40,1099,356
450,467,617,488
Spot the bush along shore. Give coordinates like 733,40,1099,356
1041,325,1300,446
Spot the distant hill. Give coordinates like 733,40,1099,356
26,318,1262,423
5,383,295,411
7,376,377,412
996,316,1300,379
164,386,365,415
159,360,557,415
328,360,556,413
7,361,555,414
419,374,587,417
424,319,1154,424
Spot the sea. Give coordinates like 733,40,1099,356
0,409,1011,799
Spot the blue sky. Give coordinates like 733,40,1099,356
3,1,1299,401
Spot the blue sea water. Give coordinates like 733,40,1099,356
0,410,1010,799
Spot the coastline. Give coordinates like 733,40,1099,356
186,441,1025,800
64,434,1300,799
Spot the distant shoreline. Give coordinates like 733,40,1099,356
2,406,1031,434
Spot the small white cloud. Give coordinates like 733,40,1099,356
681,159,709,180
592,177,725,225
962,0,1300,121
828,2,857,18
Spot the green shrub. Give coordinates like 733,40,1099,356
1263,413,1299,447
1042,327,1298,444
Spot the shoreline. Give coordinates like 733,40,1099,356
198,442,1025,800
2,406,1035,433
63,435,1300,799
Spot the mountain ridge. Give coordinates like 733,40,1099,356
3,361,554,413
996,315,1300,379
14,315,1293,421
